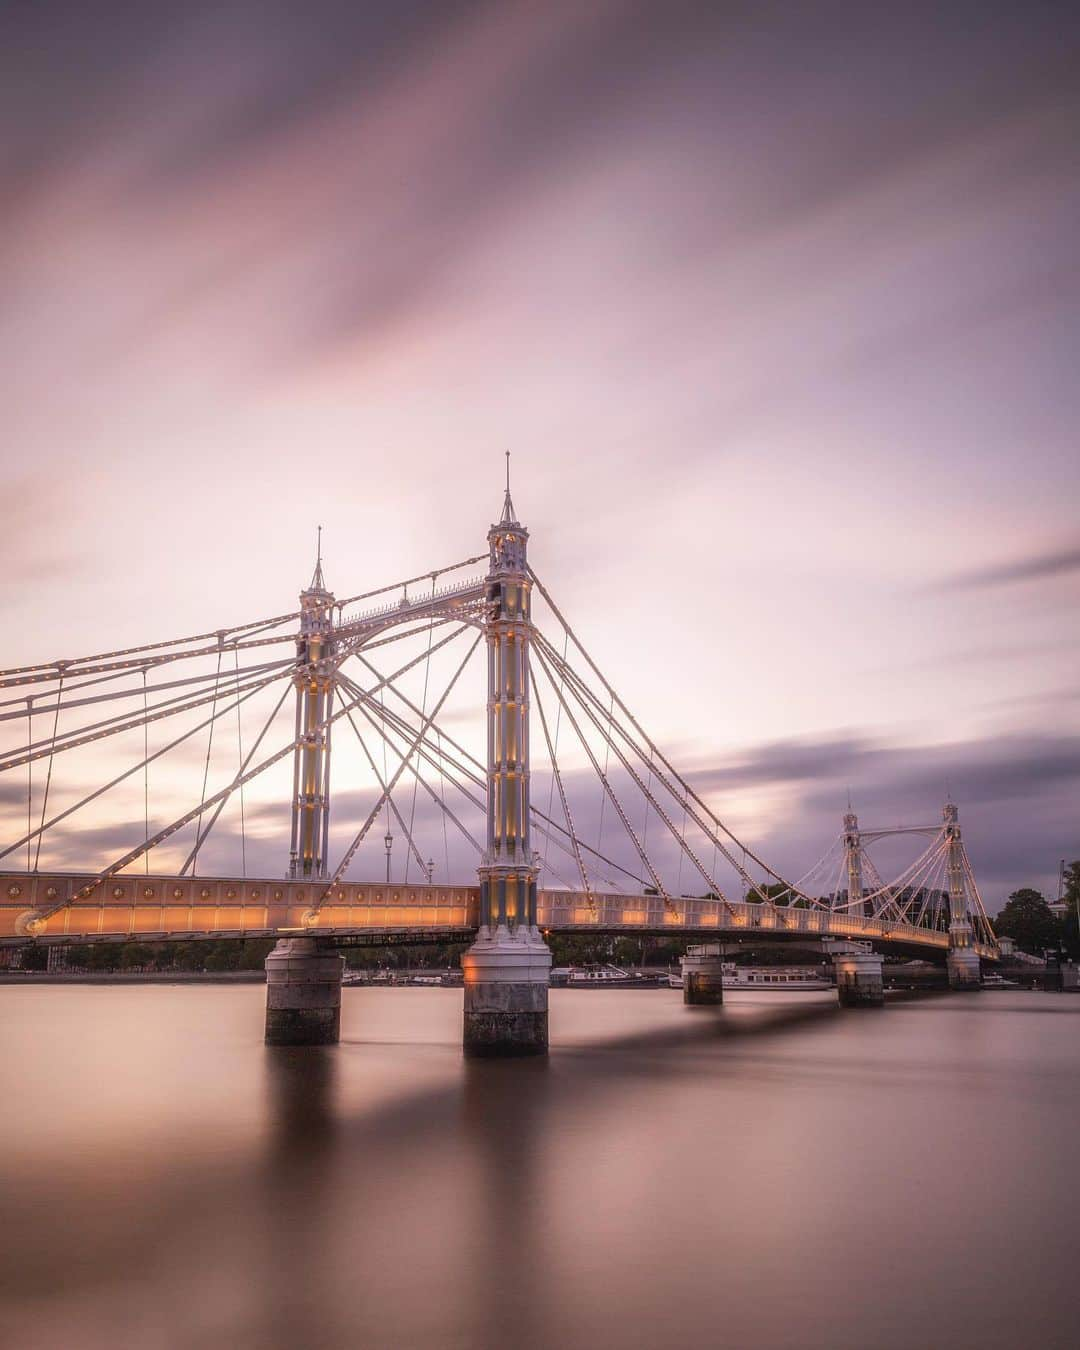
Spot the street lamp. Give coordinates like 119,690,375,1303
384,830,393,884
426,858,435,886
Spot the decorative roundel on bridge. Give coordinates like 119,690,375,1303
173,887,184,899
250,888,260,900
200,888,211,899
143,886,154,899
7,884,21,898
273,889,283,901
112,886,125,899
45,886,57,899
225,888,236,900
294,888,305,901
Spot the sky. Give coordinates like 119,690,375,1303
1,0,1078,909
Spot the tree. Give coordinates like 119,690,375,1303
994,888,1060,955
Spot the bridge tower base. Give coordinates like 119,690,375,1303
462,930,551,1057
834,950,884,1007
681,949,725,1005
946,947,981,991
264,938,344,1045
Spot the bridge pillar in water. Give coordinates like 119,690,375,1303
947,947,981,990
834,949,884,1007
462,475,552,1056
264,938,344,1045
681,947,725,1005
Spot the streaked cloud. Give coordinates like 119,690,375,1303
941,543,1080,591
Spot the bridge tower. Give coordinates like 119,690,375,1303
944,802,980,989
288,537,335,880
461,471,552,1054
843,811,864,916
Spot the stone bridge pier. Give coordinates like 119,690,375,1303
680,945,728,1005
265,938,344,1045
830,944,884,1007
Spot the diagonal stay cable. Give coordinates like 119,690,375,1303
308,631,483,913
191,650,224,876
0,669,290,865
342,703,430,876
0,660,294,772
534,627,782,910
341,665,644,889
532,667,591,898
179,680,293,875
336,671,485,854
531,642,669,902
528,568,812,902
535,634,737,907
536,636,734,911
405,576,438,884
27,627,472,924
32,666,65,872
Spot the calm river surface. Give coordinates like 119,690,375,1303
2,985,1077,1350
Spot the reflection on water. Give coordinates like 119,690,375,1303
1,986,1078,1349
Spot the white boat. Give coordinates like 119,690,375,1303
730,967,832,990
670,964,832,991
565,963,632,986
981,972,1018,988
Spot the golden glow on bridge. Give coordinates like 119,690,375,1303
1,871,997,959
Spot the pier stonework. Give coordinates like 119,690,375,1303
264,937,344,1045
834,949,884,1007
462,475,552,1056
946,948,982,990
681,948,725,1005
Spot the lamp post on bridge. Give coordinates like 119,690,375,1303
384,829,393,885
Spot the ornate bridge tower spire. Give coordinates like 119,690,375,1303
462,465,552,1054
288,532,336,879
843,811,864,915
943,801,981,989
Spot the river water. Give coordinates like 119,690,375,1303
1,985,1077,1350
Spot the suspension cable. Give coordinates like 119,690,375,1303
310,631,483,911
531,642,668,901
25,700,32,872
1,668,290,866
405,577,438,885
191,649,223,876
180,680,293,875
30,631,470,924
234,650,247,878
343,704,429,876
533,670,591,897
32,666,65,872
537,637,734,911
529,568,812,900
344,667,643,889
143,670,149,874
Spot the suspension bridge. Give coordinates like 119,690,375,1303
0,471,996,1052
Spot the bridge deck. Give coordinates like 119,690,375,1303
0,872,997,958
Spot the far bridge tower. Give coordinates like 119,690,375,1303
289,533,335,880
